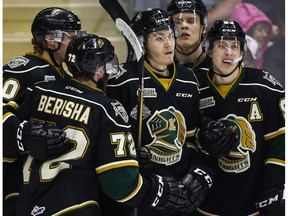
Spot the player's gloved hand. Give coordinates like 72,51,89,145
196,120,239,157
255,188,285,216
147,175,194,212
16,120,72,160
137,147,152,176
181,165,215,212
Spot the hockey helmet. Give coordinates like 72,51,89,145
32,7,81,45
206,20,246,52
131,8,174,39
65,34,118,76
167,0,207,26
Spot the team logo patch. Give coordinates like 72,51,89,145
218,114,256,173
263,71,283,87
97,38,104,48
145,106,186,166
143,88,157,98
130,103,151,120
111,101,129,123
199,96,215,109
31,205,45,216
44,75,56,82
7,56,30,68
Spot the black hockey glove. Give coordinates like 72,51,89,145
181,165,215,212
255,188,285,216
196,120,239,157
137,147,152,176
17,120,72,160
147,175,195,212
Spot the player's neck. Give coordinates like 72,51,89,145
176,46,204,65
212,68,240,86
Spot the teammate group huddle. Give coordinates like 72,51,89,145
3,0,285,216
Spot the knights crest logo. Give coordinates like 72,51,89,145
218,114,256,173
145,106,186,165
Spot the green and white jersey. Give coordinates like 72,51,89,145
107,60,200,178
14,78,148,215
195,66,285,215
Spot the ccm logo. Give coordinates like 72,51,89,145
176,93,193,98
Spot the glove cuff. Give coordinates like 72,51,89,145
189,165,215,190
255,188,284,214
148,174,167,207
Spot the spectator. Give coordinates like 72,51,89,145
230,2,273,69
262,0,285,87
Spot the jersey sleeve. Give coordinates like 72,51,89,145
93,98,140,201
261,77,285,190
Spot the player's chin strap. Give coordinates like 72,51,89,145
47,44,62,67
175,39,201,56
145,56,168,73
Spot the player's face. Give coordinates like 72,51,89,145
53,31,81,64
172,13,203,50
210,40,242,75
146,29,175,68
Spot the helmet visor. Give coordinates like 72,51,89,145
104,54,119,75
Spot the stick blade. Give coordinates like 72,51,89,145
115,18,143,61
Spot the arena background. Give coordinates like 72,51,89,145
3,0,130,64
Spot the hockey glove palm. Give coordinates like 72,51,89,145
196,120,239,157
181,165,214,211
17,120,72,160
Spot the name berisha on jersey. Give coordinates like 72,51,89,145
37,94,91,124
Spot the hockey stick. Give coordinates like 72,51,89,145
115,18,144,216
115,18,145,148
99,0,135,62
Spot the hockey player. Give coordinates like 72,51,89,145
9,33,213,215
3,7,83,215
105,9,219,216
167,0,212,71
194,20,285,215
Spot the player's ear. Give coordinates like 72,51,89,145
95,65,104,77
